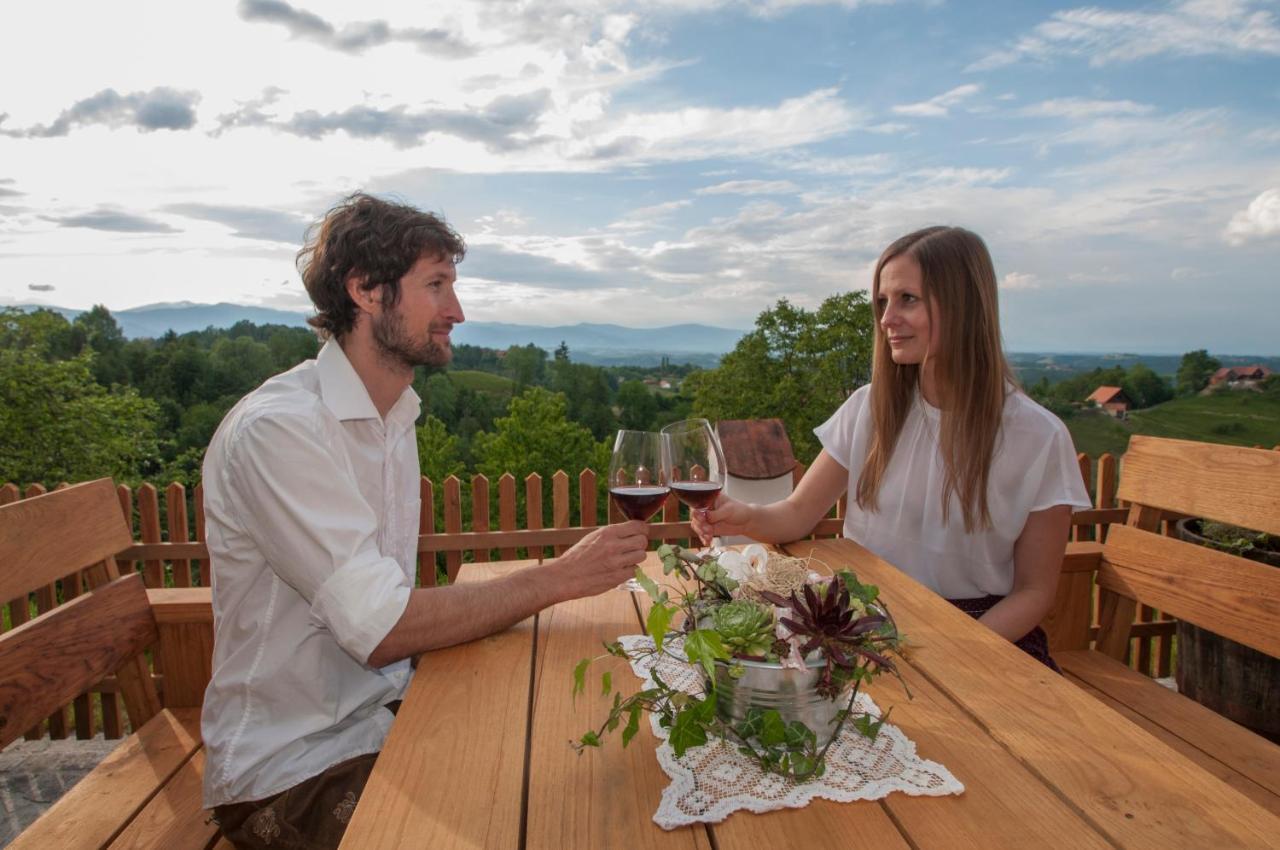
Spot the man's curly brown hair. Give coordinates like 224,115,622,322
297,193,466,340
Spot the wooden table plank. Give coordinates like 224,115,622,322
786,538,1280,849
525,554,710,850
339,560,539,849
869,671,1113,849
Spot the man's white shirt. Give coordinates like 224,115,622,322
200,339,421,807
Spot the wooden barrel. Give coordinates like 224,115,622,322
1175,519,1280,744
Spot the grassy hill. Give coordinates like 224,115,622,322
450,370,516,397
1064,391,1280,458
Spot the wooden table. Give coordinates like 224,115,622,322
340,540,1280,849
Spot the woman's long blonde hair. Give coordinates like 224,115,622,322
854,226,1014,532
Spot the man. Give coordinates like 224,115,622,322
201,193,647,849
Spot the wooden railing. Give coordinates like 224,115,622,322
0,451,1216,741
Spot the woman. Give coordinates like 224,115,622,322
695,226,1090,670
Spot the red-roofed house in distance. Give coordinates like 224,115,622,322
1208,365,1274,390
1087,385,1131,418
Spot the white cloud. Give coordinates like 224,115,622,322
1001,272,1040,290
1225,187,1280,245
696,179,800,196
891,84,981,117
1068,268,1131,283
971,0,1280,70
866,121,911,134
1022,98,1155,119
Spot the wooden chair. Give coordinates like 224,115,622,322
1051,436,1280,816
0,478,216,849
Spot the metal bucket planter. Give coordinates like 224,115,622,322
708,656,844,734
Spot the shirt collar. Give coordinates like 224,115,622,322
316,339,383,422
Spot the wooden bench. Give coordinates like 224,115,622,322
0,478,220,850
1046,436,1280,817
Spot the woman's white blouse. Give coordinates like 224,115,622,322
813,385,1091,599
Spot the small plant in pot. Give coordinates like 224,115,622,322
572,544,906,781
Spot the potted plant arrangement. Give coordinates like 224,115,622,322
572,543,906,780
1174,518,1279,743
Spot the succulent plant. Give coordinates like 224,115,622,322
760,578,897,699
711,599,776,658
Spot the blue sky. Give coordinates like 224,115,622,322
2,0,1277,353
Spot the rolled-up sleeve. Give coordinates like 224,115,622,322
223,411,411,664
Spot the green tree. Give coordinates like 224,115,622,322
472,388,610,524
1176,349,1221,396
0,306,82,359
686,293,874,461
504,344,548,389
1122,363,1173,409
616,380,658,431
0,349,161,486
549,360,617,440
73,305,130,386
419,372,460,426
417,415,466,485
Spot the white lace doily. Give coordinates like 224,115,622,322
617,635,965,829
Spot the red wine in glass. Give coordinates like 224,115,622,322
660,419,726,514
668,481,722,511
609,486,670,521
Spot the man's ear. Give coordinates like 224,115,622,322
345,274,380,315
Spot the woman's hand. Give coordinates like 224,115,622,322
691,496,755,545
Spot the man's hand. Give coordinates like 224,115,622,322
692,496,754,544
552,520,650,598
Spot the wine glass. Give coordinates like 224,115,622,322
608,430,670,589
660,418,726,551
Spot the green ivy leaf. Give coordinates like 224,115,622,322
646,602,675,652
622,704,642,747
758,710,787,747
600,671,612,697
682,629,728,682
852,708,891,741
634,567,661,601
572,658,590,697
579,731,601,748
669,705,710,757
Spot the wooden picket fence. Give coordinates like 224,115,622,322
0,450,1252,742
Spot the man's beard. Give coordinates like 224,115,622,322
371,306,451,369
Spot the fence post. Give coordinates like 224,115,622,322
443,476,462,582
498,474,518,561
1075,453,1093,542
137,484,164,588
193,482,206,586
167,482,192,587
471,474,491,563
419,477,436,588
579,469,598,529
525,473,543,563
552,471,570,557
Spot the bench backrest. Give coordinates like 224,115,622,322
0,479,161,748
1094,436,1280,661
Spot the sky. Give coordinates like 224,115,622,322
1,0,1278,354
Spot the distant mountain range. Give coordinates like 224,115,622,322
17,302,749,367
18,302,1279,370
